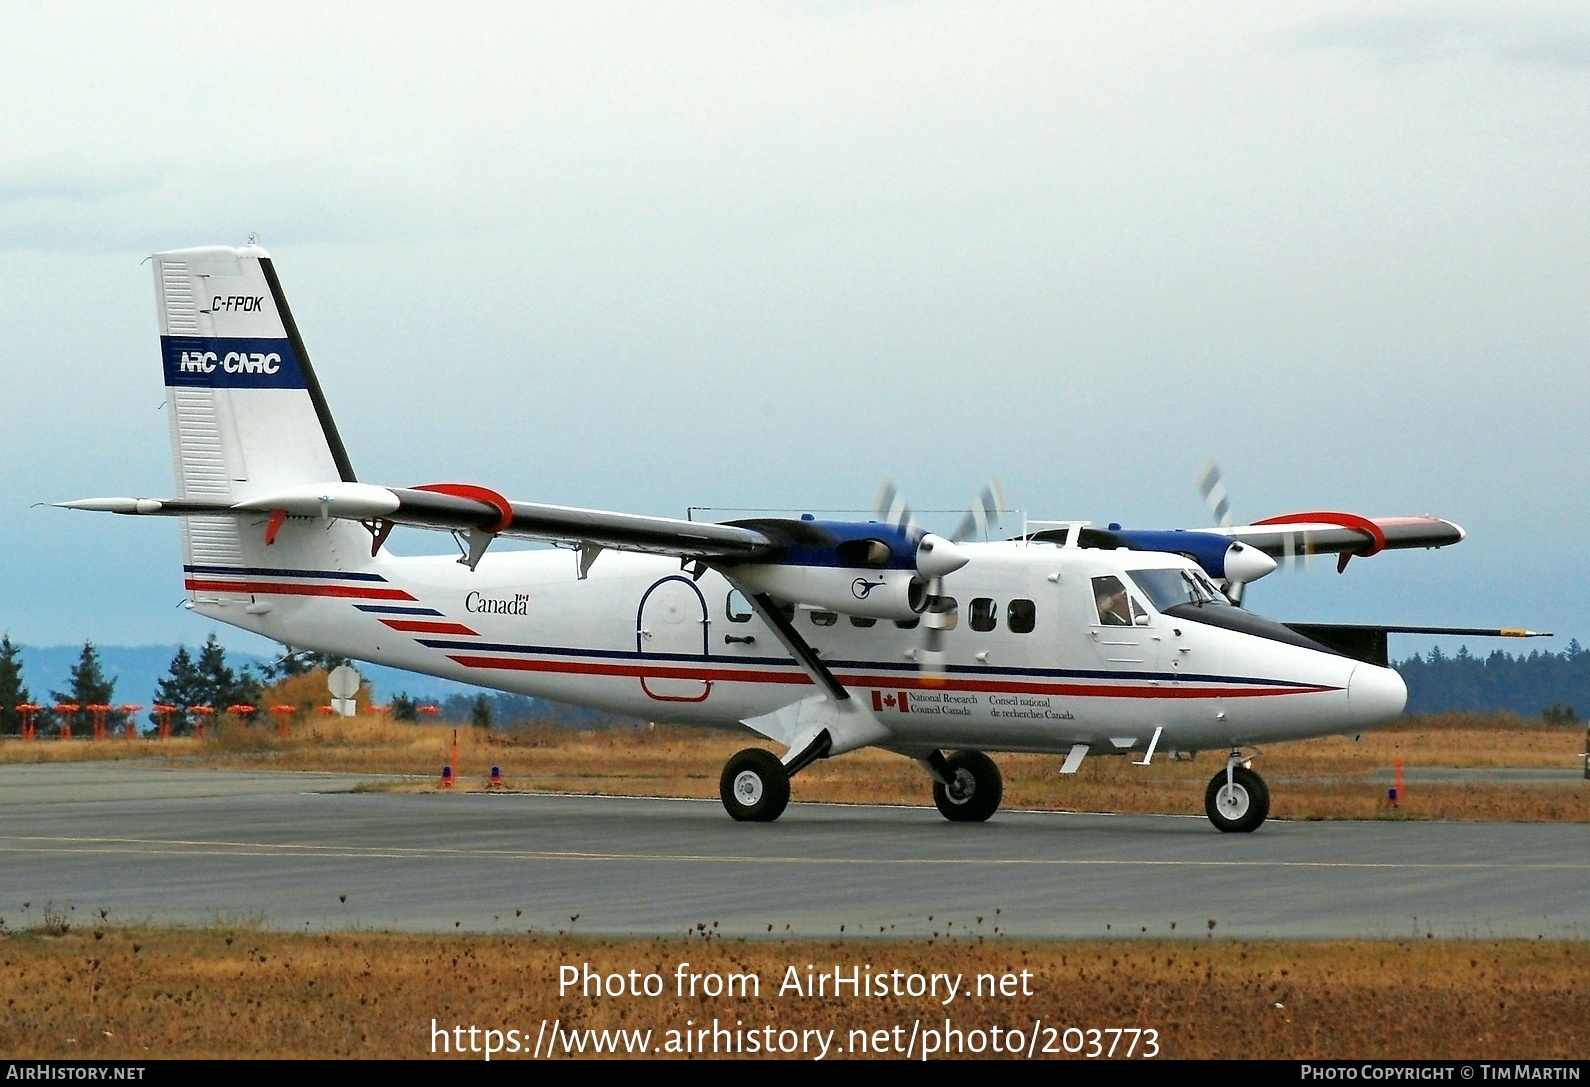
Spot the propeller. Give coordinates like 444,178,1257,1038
1198,460,1257,604
950,480,1008,544
873,478,1006,680
1196,460,1232,529
1198,461,1314,605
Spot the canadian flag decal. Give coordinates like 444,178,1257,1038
870,690,911,713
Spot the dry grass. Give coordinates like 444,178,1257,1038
0,929,1582,1059
1,713,1584,822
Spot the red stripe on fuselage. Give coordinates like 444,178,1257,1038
379,618,479,636
184,579,417,601
444,654,1336,699
447,655,809,687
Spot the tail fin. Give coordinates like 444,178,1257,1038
153,244,361,570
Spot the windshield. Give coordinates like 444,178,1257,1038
1128,568,1228,611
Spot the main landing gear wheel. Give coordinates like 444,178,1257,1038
720,748,790,823
933,750,1003,822
1204,765,1270,833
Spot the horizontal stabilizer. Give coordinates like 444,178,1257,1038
1283,623,1550,667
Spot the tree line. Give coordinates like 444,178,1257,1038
1396,640,1590,719
15,631,1584,734
0,633,350,737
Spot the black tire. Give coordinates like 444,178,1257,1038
932,750,1003,822
720,748,790,822
1204,765,1270,833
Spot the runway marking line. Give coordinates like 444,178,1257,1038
0,835,1585,870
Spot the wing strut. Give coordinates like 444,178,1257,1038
731,584,893,766
744,591,850,702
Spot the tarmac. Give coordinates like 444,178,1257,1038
1,763,1585,940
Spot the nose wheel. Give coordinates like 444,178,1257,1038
929,750,1003,822
1204,761,1270,833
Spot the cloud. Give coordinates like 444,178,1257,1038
1287,6,1590,73
0,159,169,206
0,152,472,255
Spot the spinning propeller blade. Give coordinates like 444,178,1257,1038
1196,461,1232,529
874,478,1004,681
872,479,915,535
1197,461,1249,605
950,479,1007,544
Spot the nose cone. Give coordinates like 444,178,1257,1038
1223,541,1277,583
1348,664,1407,726
916,534,970,579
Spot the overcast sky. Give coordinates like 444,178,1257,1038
1,1,1586,658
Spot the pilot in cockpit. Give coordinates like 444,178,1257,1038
1093,576,1133,626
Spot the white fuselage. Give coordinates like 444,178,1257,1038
188,537,1406,759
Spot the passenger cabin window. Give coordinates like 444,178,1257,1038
726,590,753,623
849,616,878,628
810,610,838,627
895,616,920,630
1008,598,1035,634
969,597,998,632
1091,576,1137,627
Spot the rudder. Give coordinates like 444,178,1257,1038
153,243,364,574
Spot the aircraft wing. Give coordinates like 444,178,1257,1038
1208,512,1465,572
59,481,778,563
389,485,775,560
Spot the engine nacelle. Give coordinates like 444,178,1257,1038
732,564,927,621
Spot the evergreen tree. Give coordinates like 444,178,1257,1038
261,646,352,681
1397,642,1590,716
194,633,260,710
49,641,120,734
0,634,31,735
152,645,205,733
470,694,492,730
390,693,418,722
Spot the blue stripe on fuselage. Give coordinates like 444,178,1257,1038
183,564,388,582
410,637,1323,689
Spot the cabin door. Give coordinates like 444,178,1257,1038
637,576,712,702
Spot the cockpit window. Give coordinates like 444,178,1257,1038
1128,568,1227,612
1194,571,1229,603
1091,576,1135,626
